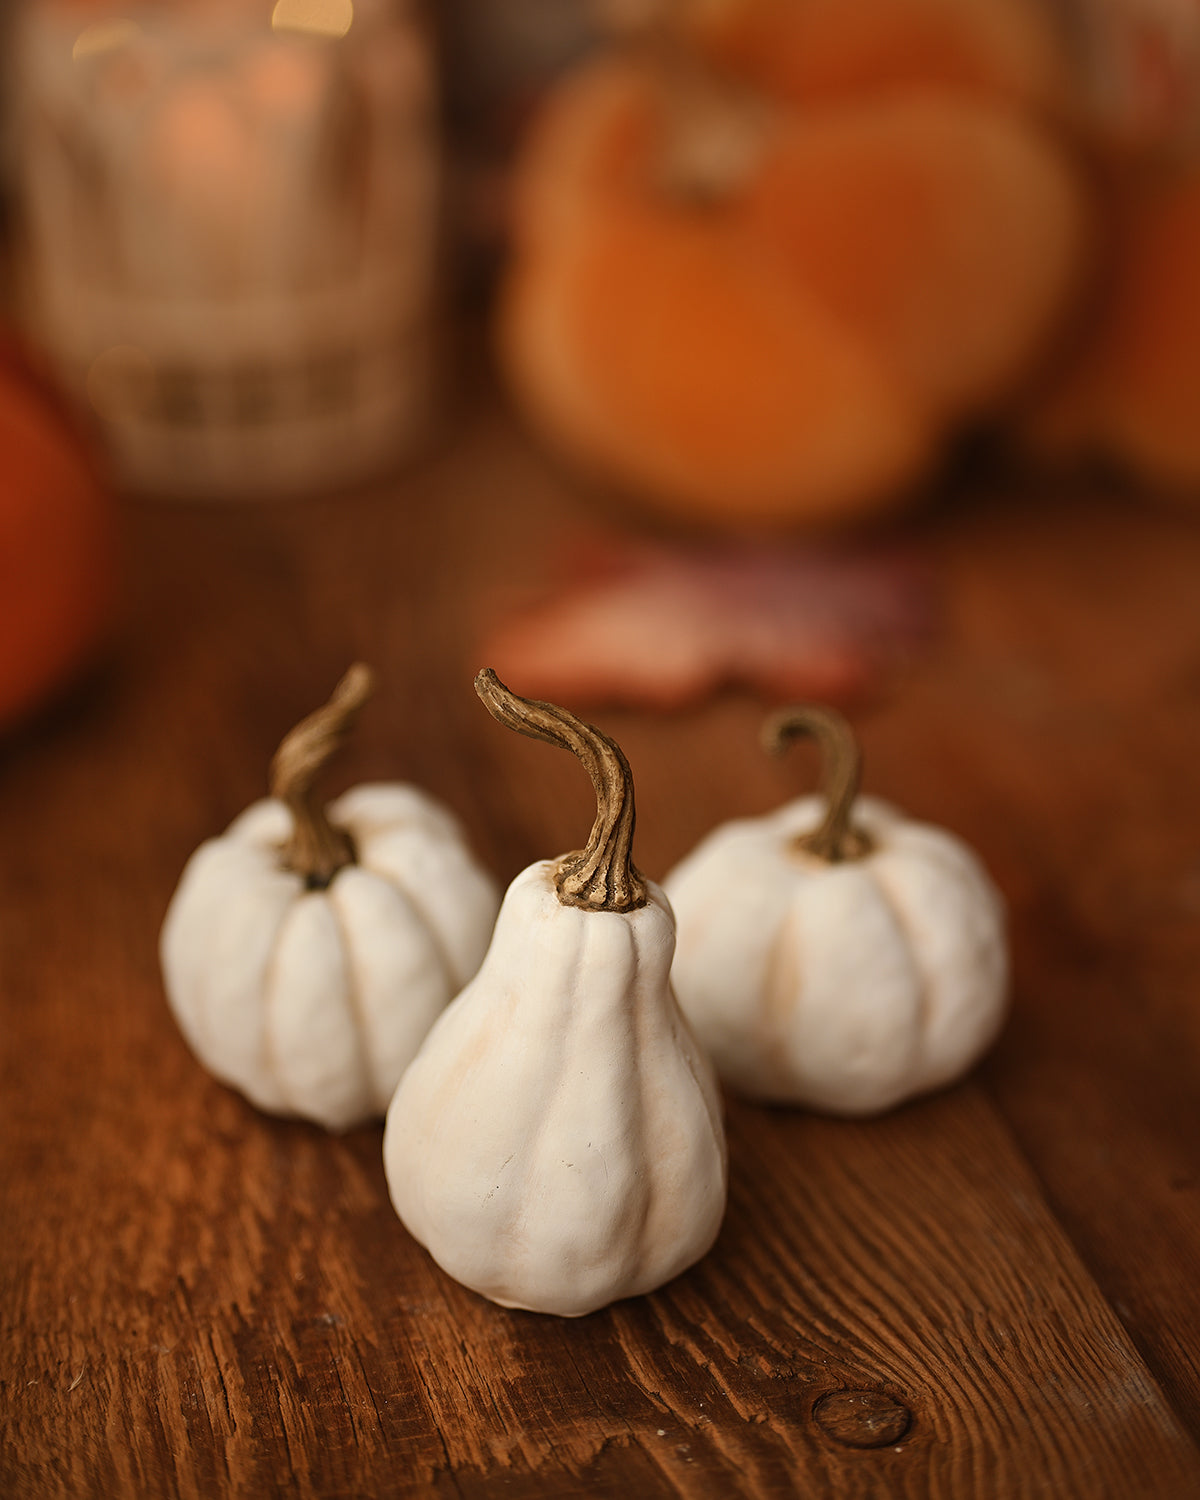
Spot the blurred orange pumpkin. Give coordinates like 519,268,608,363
0,336,118,729
496,21,1089,530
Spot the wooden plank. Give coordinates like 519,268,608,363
875,486,1200,1438
4,940,1197,1498
606,479,1200,1445
3,398,1200,1495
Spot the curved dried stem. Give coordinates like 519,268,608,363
475,669,647,913
762,705,873,863
269,664,375,888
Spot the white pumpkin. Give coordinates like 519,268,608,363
383,670,728,1317
662,706,1008,1115
160,666,501,1131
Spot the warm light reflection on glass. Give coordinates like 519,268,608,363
270,0,354,40
72,18,141,61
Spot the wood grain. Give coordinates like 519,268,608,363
2,383,1200,1497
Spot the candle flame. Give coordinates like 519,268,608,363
271,0,354,39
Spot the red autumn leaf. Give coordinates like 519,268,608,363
480,532,934,709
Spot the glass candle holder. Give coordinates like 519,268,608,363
9,0,442,499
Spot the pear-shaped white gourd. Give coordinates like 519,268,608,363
383,669,728,1317
663,706,1008,1116
160,665,501,1132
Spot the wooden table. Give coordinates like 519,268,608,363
3,371,1200,1498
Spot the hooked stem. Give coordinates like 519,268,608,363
475,668,647,913
761,705,873,862
269,663,375,888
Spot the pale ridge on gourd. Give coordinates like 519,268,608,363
382,670,728,1317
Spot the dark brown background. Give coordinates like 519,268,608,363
3,370,1199,1497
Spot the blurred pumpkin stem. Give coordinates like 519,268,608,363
475,667,648,912
270,663,375,888
762,705,874,862
656,51,767,202
598,0,767,201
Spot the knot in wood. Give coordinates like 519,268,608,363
812,1389,911,1449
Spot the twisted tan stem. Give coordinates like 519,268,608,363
475,669,647,913
761,705,873,863
269,664,375,888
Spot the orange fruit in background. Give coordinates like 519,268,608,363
739,90,1090,416
500,197,934,529
0,337,119,730
497,52,1088,530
